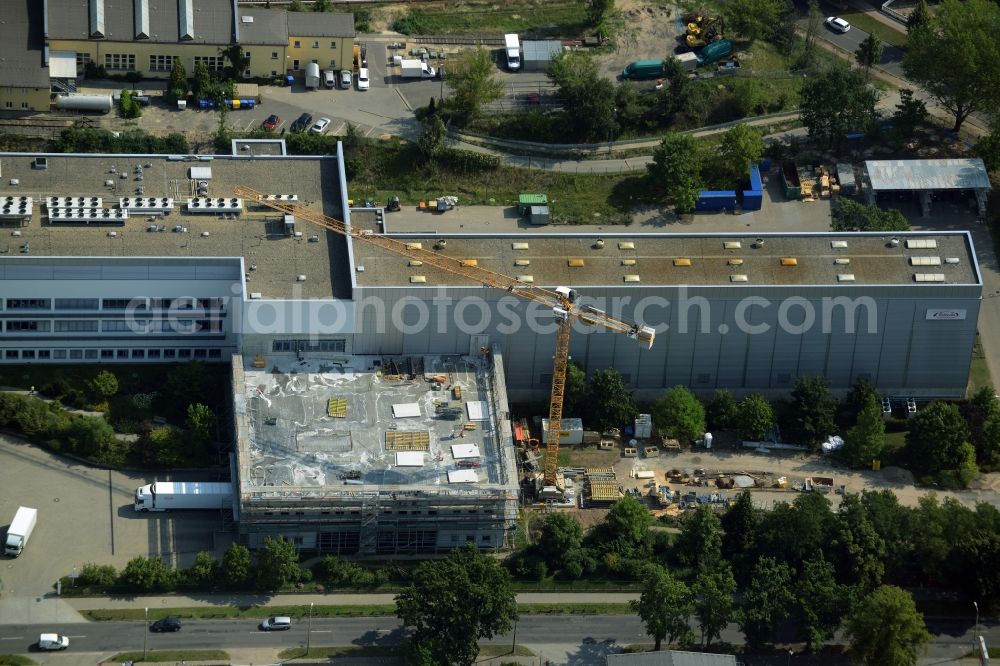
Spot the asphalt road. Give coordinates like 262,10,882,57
0,614,991,660
797,17,906,79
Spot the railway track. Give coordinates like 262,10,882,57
0,115,95,138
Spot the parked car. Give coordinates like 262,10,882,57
824,16,851,33
309,117,332,134
262,114,280,131
150,617,182,633
260,616,292,631
323,69,335,88
357,68,370,91
290,113,313,133
339,69,353,89
38,634,69,651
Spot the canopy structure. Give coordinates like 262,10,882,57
863,158,990,217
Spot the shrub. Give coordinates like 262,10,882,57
118,556,176,591
78,562,118,588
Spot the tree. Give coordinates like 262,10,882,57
674,505,723,567
723,0,791,42
447,47,503,122
907,0,930,32
832,494,886,594
800,63,878,149
548,52,617,141
119,556,174,591
564,362,587,417
890,89,929,142
705,390,738,431
186,403,215,448
740,556,794,649
187,551,218,585
255,536,301,590
795,553,849,651
65,415,117,461
585,0,615,27
219,44,249,78
854,34,884,79
905,401,978,483
652,386,706,445
90,370,119,400
595,493,651,558
692,564,736,646
902,0,1000,132
287,0,304,10
192,61,212,98
648,132,703,213
221,542,253,588
786,376,837,448
961,386,1000,468
166,58,188,102
798,0,823,68
630,565,694,650
721,491,759,566
843,394,885,469
845,585,931,666
118,89,142,119
538,512,583,571
418,115,446,159
717,125,764,186
753,494,835,572
842,377,880,426
736,394,775,441
167,361,211,404
395,544,517,666
831,199,910,232
976,116,1000,173
312,0,331,10
581,369,638,432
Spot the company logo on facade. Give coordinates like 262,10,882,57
926,309,966,320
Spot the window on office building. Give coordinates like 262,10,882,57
148,55,175,72
3,102,11,110
208,349,222,359
193,55,224,72
101,349,114,359
84,349,98,359
116,349,129,359
294,40,301,48
194,349,208,359
131,349,145,359
148,349,161,359
69,349,82,360
4,350,18,359
272,339,346,352
7,298,51,310
55,320,99,333
164,349,176,359
55,298,99,310
103,298,145,310
312,41,319,48
6,321,50,332
102,320,139,333
54,350,67,359
21,350,35,359
178,349,192,359
271,51,278,59
76,52,92,72
330,41,337,48
20,102,28,110
38,350,50,359
104,53,136,71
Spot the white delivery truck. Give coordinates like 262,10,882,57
504,33,521,70
134,481,233,512
305,62,321,89
399,59,437,79
5,506,37,556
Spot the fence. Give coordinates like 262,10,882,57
413,35,506,46
880,0,910,25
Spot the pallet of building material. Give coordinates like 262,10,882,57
585,467,616,479
588,479,621,502
385,430,431,451
327,398,348,418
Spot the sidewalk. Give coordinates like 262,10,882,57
64,591,641,611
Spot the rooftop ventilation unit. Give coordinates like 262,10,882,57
621,259,636,266
46,196,102,209
119,197,174,213
624,275,641,283
409,276,427,283
408,260,423,267
831,240,848,248
185,197,242,214
834,258,851,265
618,242,635,250
905,239,937,249
909,256,942,266
728,258,743,266
673,258,692,267
134,0,149,38
48,208,127,224
262,194,299,202
461,259,478,267
514,259,530,266
568,259,585,267
945,257,961,264
780,257,798,266
914,273,946,282
517,275,534,283
512,242,529,250
89,0,105,38
730,274,748,282
723,241,742,250
0,196,33,220
178,0,194,40
405,242,422,250
837,274,856,282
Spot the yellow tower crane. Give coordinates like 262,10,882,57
234,186,656,492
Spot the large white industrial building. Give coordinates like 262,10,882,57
0,147,985,553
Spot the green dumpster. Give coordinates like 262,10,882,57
518,193,547,216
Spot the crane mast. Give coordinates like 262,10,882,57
234,186,656,490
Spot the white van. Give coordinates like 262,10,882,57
260,616,292,631
504,33,521,71
38,634,69,650
323,70,335,88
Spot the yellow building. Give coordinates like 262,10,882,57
0,0,355,110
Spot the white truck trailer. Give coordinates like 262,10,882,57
305,62,321,89
504,33,521,71
5,506,37,556
134,481,233,512
399,59,437,79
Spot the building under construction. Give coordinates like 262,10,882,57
231,348,520,555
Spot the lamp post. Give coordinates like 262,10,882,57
974,601,980,649
511,618,517,655
306,601,314,655
143,607,148,660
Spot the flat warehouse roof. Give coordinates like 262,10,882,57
351,233,979,288
865,158,991,191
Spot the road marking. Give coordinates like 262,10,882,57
311,630,332,634
0,637,24,640
66,635,87,638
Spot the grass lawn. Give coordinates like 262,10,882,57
395,0,587,37
829,7,909,47
347,141,633,224
279,645,535,660
0,657,36,666
969,334,993,394
110,651,228,663
883,430,908,461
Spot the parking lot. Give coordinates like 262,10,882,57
0,434,231,601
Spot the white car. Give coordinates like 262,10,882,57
357,68,370,91
309,117,331,134
38,634,69,651
825,16,851,33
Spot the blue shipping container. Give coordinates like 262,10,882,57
695,190,737,212
742,164,764,211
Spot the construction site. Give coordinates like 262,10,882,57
230,348,520,556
